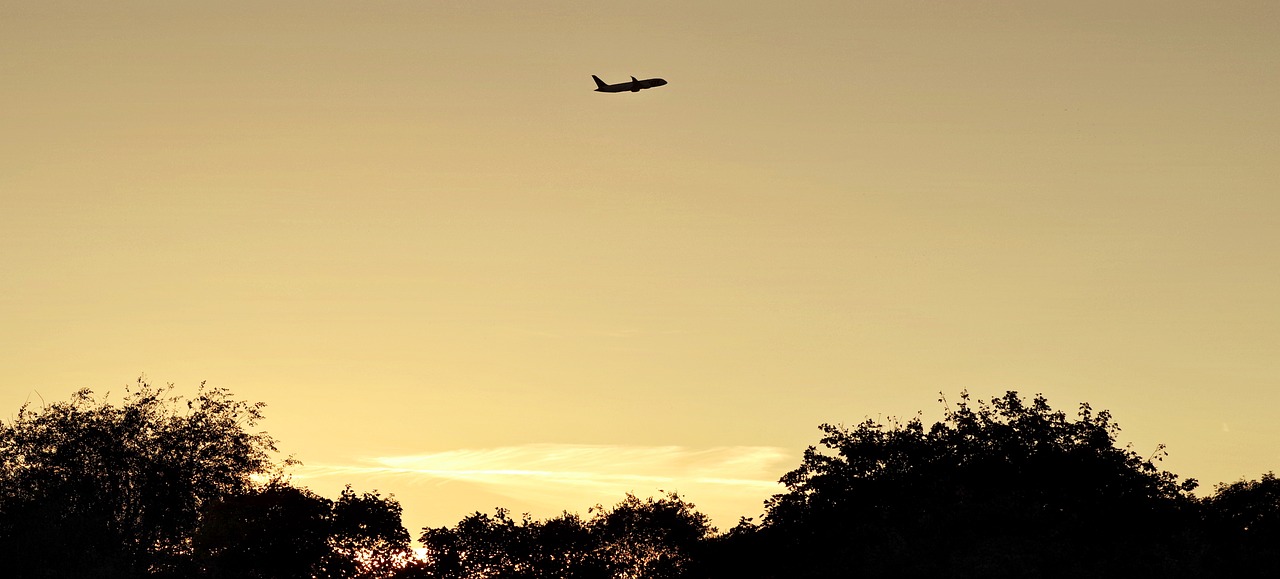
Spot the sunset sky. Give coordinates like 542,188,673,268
3,1,1278,534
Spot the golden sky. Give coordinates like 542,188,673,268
3,1,1278,533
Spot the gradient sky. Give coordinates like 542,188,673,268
3,1,1278,534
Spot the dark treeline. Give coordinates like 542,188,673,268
2,382,1278,578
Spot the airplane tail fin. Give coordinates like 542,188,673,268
591,75,608,90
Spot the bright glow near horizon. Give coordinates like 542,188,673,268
3,1,1278,535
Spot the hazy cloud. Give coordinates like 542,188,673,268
301,443,787,489
295,443,791,523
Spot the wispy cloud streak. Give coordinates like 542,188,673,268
299,444,789,492
290,443,800,531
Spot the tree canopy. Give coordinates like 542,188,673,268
416,491,712,579
725,391,1206,578
4,384,1280,578
0,379,411,579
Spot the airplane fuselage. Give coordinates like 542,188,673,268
592,75,668,93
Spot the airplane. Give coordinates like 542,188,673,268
592,75,668,93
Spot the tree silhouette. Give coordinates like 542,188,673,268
590,492,713,579
418,507,542,578
194,483,413,579
0,380,278,577
8,382,1280,577
417,491,712,579
0,379,412,579
328,486,416,577
722,391,1205,578
1202,472,1280,575
194,482,333,579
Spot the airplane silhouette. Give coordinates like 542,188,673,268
592,75,668,93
